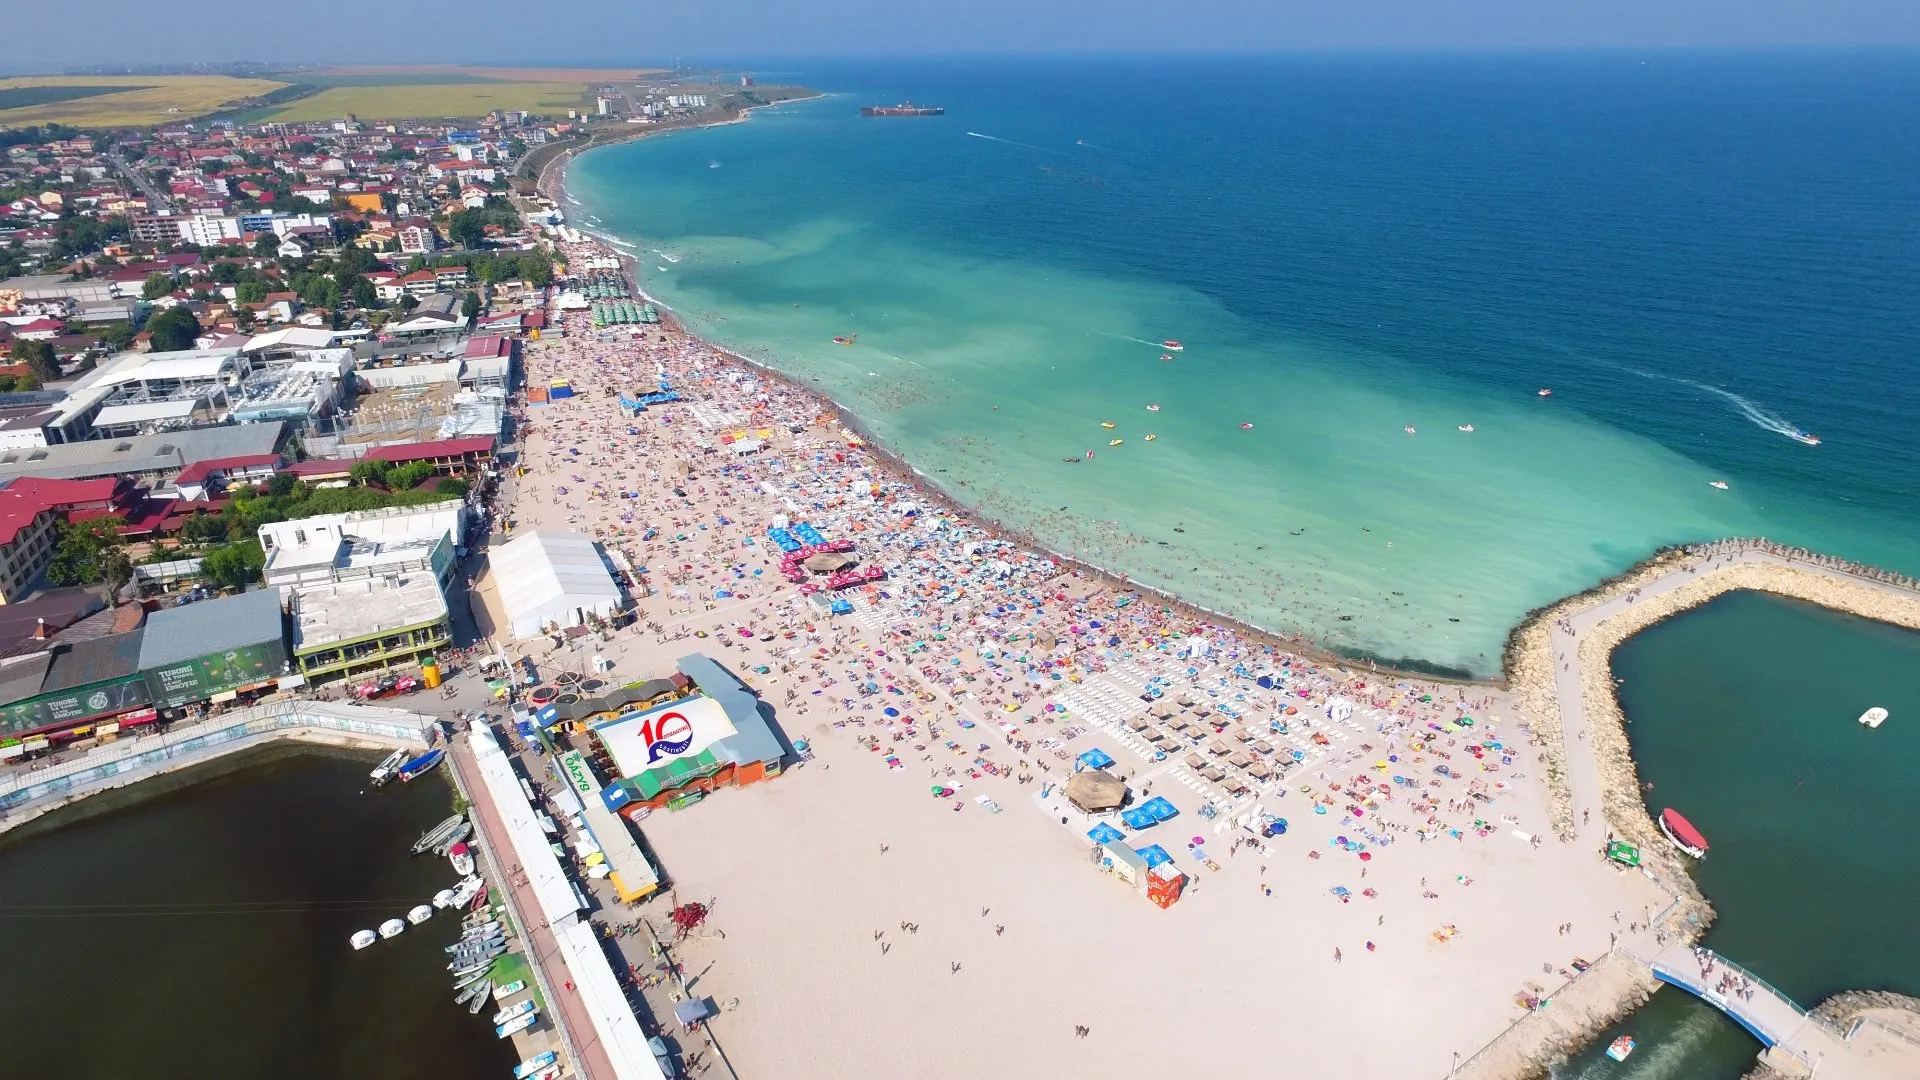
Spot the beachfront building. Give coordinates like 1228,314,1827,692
135,588,293,707
261,500,463,683
579,654,787,812
489,529,626,640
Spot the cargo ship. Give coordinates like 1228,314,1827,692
862,103,945,117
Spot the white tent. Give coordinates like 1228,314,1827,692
492,530,624,639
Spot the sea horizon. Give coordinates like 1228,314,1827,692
566,52,1920,675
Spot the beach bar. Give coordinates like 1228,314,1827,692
556,748,661,903
584,654,786,812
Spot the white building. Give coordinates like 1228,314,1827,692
180,215,241,246
489,530,625,639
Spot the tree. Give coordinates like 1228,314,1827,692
460,291,482,319
46,517,128,587
350,276,378,309
349,460,388,487
253,231,281,257
446,210,487,249
234,279,269,305
398,294,419,313
145,306,201,351
9,339,59,383
263,471,297,498
94,320,136,352
201,540,266,591
140,272,175,300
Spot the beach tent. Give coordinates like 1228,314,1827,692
491,530,626,640
1065,769,1127,814
1075,747,1116,772
1087,822,1125,844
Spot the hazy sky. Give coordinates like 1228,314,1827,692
5,1,1919,69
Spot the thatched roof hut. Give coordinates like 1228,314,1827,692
804,552,857,573
1185,752,1207,770
1065,769,1127,814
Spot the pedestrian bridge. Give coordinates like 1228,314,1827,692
1644,943,1823,1058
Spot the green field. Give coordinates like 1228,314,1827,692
262,82,592,122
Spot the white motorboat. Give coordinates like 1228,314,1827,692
1458,424,1474,432
369,749,409,786
350,929,378,951
493,999,537,1026
407,905,434,925
1709,480,1729,490
449,842,476,877
1859,707,1887,729
378,919,406,939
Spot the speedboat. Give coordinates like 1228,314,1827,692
1606,1035,1635,1062
1162,340,1184,351
449,842,476,877
1146,403,1160,412
1709,480,1729,490
369,749,409,785
397,749,445,782
1239,422,1253,430
350,929,378,951
1859,707,1887,729
378,918,407,939
407,905,434,926
1458,424,1474,432
493,1000,538,1027
1659,807,1708,859
514,1051,559,1079
497,1010,539,1039
1537,388,1552,397
1789,429,1820,446
413,814,465,855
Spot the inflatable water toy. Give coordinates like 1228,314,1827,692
1239,422,1254,430
1144,433,1157,441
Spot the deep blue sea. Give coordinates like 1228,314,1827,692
570,52,1920,675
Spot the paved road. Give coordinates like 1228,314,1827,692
108,151,170,212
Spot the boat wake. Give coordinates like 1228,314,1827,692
966,131,1048,152
1681,380,1810,442
1547,1006,1723,1080
1096,331,1173,350
606,236,637,249
651,249,682,264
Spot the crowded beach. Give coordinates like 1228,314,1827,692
483,221,1669,1079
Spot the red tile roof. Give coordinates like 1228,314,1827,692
364,436,495,464
0,476,123,545
174,453,284,486
463,334,509,359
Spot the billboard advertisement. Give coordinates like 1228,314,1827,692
592,696,736,777
144,640,288,709
0,675,152,739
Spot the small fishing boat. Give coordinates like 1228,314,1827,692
1458,424,1474,432
1100,421,1116,429
1143,433,1157,441
432,821,473,855
1062,457,1080,463
1108,438,1122,447
1859,707,1887,729
514,1051,558,1079
455,980,490,1007
369,749,409,785
413,814,464,855
494,999,538,1026
378,919,406,939
453,968,493,992
1146,403,1160,411
1789,429,1820,446
407,905,434,925
1162,340,1184,351
1659,807,1709,859
449,842,476,877
494,980,527,1001
468,987,492,1015
1239,422,1253,430
448,946,505,973
397,749,445,782
497,1011,539,1039
448,934,505,955
1606,1035,1636,1062
1709,480,1729,490
350,929,377,951
832,334,856,345
1537,388,1552,397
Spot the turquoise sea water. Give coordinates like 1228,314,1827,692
1555,590,1920,1080
568,54,1920,674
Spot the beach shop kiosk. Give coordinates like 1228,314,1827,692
555,749,659,903
582,654,787,812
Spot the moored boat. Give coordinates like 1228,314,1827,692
397,749,445,782
448,842,475,877
494,979,528,1001
378,918,406,939
497,1010,539,1039
1659,807,1708,858
455,980,490,1007
493,999,538,1026
413,814,464,855
432,821,473,855
369,749,409,786
1606,1035,1636,1061
350,929,377,951
468,986,491,1014
407,904,434,925
514,1051,558,1079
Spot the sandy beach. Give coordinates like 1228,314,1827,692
466,205,1687,1079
